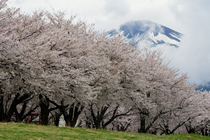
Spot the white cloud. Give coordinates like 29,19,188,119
162,0,210,84
104,0,130,16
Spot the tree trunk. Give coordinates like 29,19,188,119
63,102,84,127
201,128,205,136
54,115,60,126
14,101,38,123
90,104,108,129
165,125,170,135
6,93,20,122
6,93,32,122
94,120,101,129
39,94,49,125
15,102,27,122
0,92,32,122
89,104,132,130
40,103,49,125
53,111,62,126
0,94,5,122
139,118,147,133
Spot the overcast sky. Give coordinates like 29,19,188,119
8,0,210,85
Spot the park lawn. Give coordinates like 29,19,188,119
0,123,209,140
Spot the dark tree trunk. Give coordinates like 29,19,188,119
137,109,171,134
40,103,49,125
115,121,131,132
15,101,28,122
138,109,149,133
168,120,189,135
44,97,80,127
165,125,170,135
6,94,20,122
54,118,60,126
201,127,205,136
39,94,49,125
0,93,5,122
14,103,26,122
89,104,132,130
0,86,4,121
6,92,32,122
84,110,94,129
52,110,63,126
63,102,84,127
90,104,109,129
139,118,147,133
54,114,61,126
14,101,38,123
185,121,196,134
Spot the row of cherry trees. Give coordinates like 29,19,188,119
0,0,210,134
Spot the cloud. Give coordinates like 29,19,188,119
8,0,178,31
159,0,210,84
104,0,130,16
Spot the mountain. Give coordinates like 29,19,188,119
107,20,183,48
197,82,210,92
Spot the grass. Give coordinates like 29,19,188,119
0,123,209,140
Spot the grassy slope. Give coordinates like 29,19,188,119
0,123,209,140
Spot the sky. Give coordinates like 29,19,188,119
8,0,210,85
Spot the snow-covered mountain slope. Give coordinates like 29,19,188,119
107,20,183,48
197,82,210,92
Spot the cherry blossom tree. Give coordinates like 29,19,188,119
122,48,202,133
0,0,47,122
183,90,210,135
0,1,206,131
33,10,137,127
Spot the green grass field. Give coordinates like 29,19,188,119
0,123,209,140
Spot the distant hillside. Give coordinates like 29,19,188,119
107,20,183,48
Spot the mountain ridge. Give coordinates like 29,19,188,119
107,20,183,48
